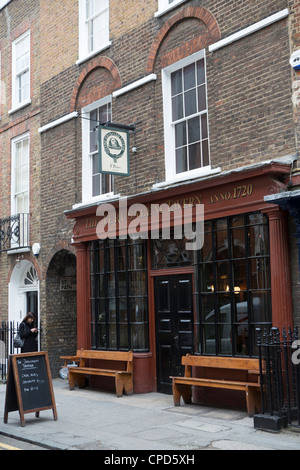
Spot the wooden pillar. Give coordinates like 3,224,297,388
75,242,90,349
264,206,293,331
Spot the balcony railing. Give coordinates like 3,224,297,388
0,214,30,252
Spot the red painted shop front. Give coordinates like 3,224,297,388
65,161,293,396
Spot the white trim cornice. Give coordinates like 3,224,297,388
209,9,289,52
38,111,79,134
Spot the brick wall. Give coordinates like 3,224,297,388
1,0,300,360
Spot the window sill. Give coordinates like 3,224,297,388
8,99,31,115
7,247,31,255
76,42,112,66
72,193,120,211
155,0,188,18
152,167,221,190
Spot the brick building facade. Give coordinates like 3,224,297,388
1,0,300,407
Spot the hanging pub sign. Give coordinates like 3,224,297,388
99,124,130,176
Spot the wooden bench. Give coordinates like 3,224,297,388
172,355,262,417
60,350,134,397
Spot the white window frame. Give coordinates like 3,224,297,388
77,0,111,65
81,96,114,204
11,30,31,113
161,49,217,186
11,132,30,216
155,0,188,18
11,133,30,248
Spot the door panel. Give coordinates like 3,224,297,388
155,274,194,394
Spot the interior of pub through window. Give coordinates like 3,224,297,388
194,212,272,358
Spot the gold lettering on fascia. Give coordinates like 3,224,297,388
208,184,253,204
84,185,253,229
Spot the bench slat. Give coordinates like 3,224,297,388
70,368,131,376
173,376,260,391
182,355,260,371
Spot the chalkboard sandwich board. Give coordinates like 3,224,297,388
4,351,58,427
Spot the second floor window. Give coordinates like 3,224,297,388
12,31,30,110
162,50,210,182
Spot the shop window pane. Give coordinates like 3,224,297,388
215,230,229,261
131,298,148,323
233,323,249,355
251,292,271,324
109,323,117,349
200,263,214,293
97,274,106,297
233,293,248,323
231,227,246,258
128,240,146,270
108,298,116,322
218,324,232,355
218,293,231,322
248,224,269,257
119,298,128,322
119,324,128,349
131,324,148,350
216,262,230,291
202,229,212,262
203,324,216,354
130,271,146,296
201,294,215,322
97,324,107,349
118,271,127,296
232,260,247,291
250,258,270,290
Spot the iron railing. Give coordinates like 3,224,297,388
0,321,21,381
255,327,300,431
0,213,30,252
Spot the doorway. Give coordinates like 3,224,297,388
154,273,194,394
26,291,38,327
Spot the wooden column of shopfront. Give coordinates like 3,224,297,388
263,206,293,331
75,242,90,349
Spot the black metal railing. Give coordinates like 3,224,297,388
0,321,21,381
255,327,300,431
0,213,30,252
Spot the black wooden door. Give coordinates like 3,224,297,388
26,291,38,326
155,274,194,394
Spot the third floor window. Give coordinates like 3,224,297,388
12,31,30,111
78,0,110,62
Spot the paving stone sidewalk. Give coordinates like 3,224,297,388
0,379,299,450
